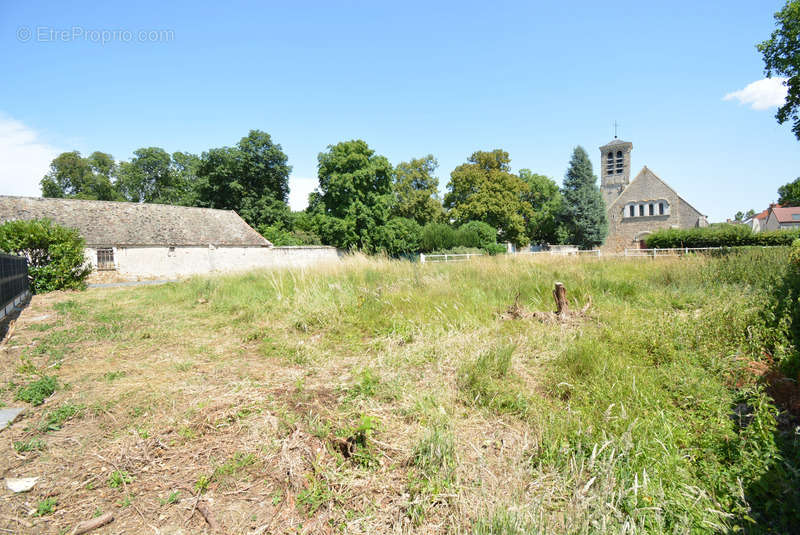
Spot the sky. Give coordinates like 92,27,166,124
0,0,797,222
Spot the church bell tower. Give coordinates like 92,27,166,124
599,137,633,206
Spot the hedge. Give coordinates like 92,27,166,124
0,219,91,293
645,225,800,249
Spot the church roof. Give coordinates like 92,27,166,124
607,166,706,217
600,138,632,149
0,196,271,247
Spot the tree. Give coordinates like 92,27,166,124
196,130,292,228
759,0,800,140
519,169,567,244
40,151,120,201
313,140,393,250
779,177,800,206
735,211,745,222
0,219,91,293
560,147,608,249
391,155,445,225
116,147,174,203
374,217,422,256
170,151,201,206
443,150,532,245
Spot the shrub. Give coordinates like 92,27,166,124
420,223,457,252
456,221,497,249
0,219,91,293
258,224,322,246
645,224,800,248
374,218,422,256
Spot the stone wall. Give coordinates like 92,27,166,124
603,168,704,251
85,245,341,280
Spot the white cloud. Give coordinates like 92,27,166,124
0,114,60,197
288,176,318,211
723,77,788,110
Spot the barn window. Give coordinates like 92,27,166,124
96,248,115,271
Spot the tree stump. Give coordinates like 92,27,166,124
553,282,569,317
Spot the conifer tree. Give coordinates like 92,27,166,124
560,146,608,249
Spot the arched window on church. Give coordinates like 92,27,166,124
615,150,624,174
639,204,645,217
607,152,614,174
629,204,635,217
659,202,665,215
649,204,654,216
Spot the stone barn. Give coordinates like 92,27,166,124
0,196,339,279
599,138,708,251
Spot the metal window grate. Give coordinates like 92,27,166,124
97,248,115,270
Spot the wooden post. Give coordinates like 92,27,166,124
553,282,569,316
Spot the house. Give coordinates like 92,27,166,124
743,206,772,233
0,196,339,279
599,138,708,250
764,205,800,231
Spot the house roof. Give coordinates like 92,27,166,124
770,206,800,223
0,196,271,247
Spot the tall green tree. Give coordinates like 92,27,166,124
116,147,173,203
519,169,567,245
391,155,445,225
40,151,120,201
759,0,800,140
313,140,393,250
196,130,292,228
560,147,608,249
778,177,800,206
170,151,201,206
444,149,532,245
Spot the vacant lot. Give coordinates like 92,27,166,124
0,252,798,534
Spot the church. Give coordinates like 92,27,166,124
599,138,708,251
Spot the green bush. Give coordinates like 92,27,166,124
455,221,497,249
645,224,800,248
258,224,322,246
0,219,91,293
420,223,457,252
375,218,422,257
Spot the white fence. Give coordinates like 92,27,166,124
420,246,745,264
419,253,484,263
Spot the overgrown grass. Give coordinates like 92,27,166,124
2,250,798,532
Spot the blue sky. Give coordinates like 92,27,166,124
1,0,797,221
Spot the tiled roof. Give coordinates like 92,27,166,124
0,196,271,247
771,206,800,223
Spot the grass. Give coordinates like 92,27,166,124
39,403,82,431
0,251,798,533
15,375,57,405
108,470,133,488
13,438,46,452
35,497,57,516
